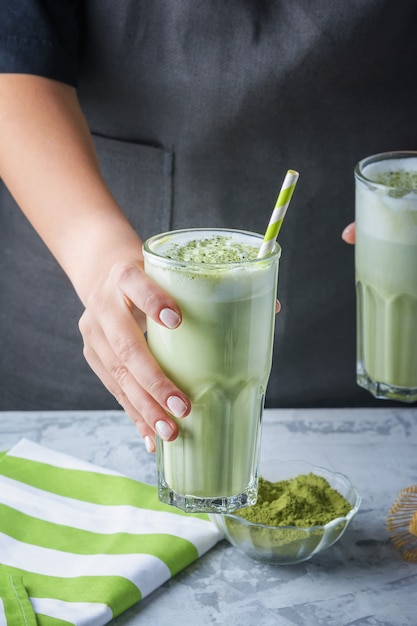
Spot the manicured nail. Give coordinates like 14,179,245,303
155,420,174,440
342,223,354,238
167,395,188,418
144,436,154,453
159,308,181,329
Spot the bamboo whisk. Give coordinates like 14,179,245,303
386,485,417,562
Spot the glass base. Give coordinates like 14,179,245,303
158,476,258,514
357,365,417,403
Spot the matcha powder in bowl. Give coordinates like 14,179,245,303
237,472,351,528
211,460,361,564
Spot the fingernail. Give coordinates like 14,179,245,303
342,223,354,237
167,395,188,418
144,436,154,453
155,420,174,440
159,308,181,329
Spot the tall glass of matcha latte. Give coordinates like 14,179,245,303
355,151,417,403
143,229,280,513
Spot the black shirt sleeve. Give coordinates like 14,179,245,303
0,0,82,87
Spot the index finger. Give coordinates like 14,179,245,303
113,260,182,328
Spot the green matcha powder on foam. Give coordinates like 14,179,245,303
375,170,417,189
164,236,259,263
375,170,417,196
237,473,351,528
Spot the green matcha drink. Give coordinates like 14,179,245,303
143,229,280,513
355,152,417,402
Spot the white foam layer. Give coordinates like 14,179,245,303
362,157,417,187
356,159,417,245
146,259,275,301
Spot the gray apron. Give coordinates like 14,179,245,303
2,0,417,409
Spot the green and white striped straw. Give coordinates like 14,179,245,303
258,169,299,258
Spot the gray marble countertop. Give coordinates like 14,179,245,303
1,407,417,626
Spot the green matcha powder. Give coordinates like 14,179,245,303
164,236,259,263
375,170,417,191
237,473,351,527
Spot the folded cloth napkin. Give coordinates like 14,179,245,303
0,439,223,626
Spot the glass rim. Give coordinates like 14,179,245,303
143,227,281,269
354,150,417,191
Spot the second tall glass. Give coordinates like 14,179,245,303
355,151,417,403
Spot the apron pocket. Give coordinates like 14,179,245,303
93,133,174,240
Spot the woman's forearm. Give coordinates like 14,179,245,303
0,74,142,303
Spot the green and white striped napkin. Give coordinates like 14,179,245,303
0,439,223,625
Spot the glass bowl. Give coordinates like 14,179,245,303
210,460,361,564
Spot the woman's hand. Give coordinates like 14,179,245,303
78,257,191,453
342,222,356,244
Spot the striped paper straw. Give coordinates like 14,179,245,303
258,169,299,258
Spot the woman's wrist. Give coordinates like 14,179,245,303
62,211,145,306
